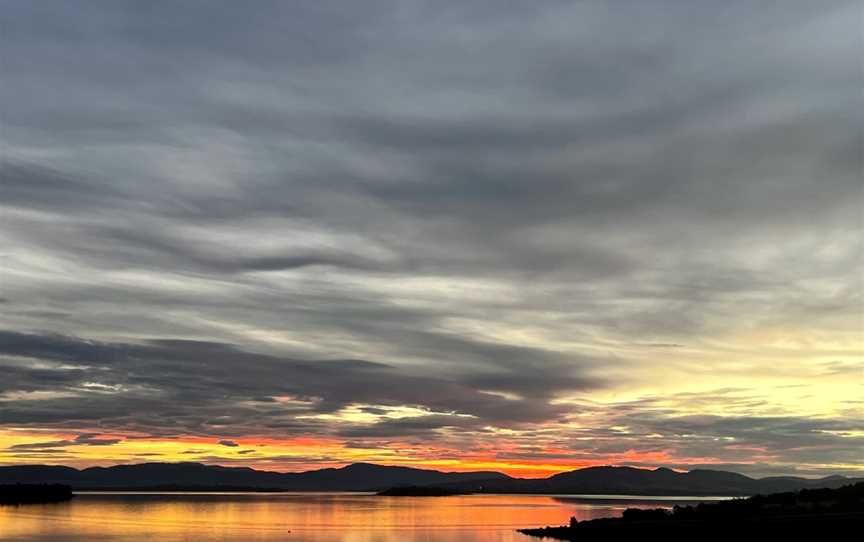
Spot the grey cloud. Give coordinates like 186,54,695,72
549,395,864,475
0,0,861,474
73,433,123,446
218,440,239,447
8,441,72,451
7,433,122,450
337,415,482,439
0,331,597,435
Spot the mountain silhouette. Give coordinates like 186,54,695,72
0,462,509,491
444,466,861,495
0,462,857,494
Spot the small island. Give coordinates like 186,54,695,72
519,482,864,539
377,486,465,496
0,484,74,505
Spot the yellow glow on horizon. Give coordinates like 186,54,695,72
1,324,860,479
0,430,624,477
2,428,862,478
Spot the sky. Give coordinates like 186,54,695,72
0,1,862,479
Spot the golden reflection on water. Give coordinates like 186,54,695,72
0,492,641,541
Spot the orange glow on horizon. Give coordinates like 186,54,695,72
0,429,768,478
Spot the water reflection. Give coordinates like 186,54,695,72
0,492,716,541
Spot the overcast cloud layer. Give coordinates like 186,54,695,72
1,1,862,477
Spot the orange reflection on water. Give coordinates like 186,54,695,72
0,492,639,542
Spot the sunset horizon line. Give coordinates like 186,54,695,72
3,454,860,481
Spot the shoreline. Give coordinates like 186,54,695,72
519,482,864,539
69,488,734,499
519,514,864,540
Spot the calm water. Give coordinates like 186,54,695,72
0,492,728,541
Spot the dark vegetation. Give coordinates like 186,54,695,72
0,484,74,505
377,486,464,496
519,482,864,539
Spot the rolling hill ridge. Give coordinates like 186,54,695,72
0,462,858,495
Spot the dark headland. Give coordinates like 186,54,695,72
519,482,864,539
0,484,74,505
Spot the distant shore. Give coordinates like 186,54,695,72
3,462,860,496
377,486,465,496
73,485,289,493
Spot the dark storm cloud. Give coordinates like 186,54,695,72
7,433,122,450
0,0,861,472
482,401,864,477
542,393,864,476
74,434,123,446
625,414,864,465
0,331,596,435
7,441,73,451
336,415,482,439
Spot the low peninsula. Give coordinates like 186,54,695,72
377,486,464,496
0,484,74,505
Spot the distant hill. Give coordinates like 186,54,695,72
0,462,510,492
442,466,862,496
0,462,858,495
